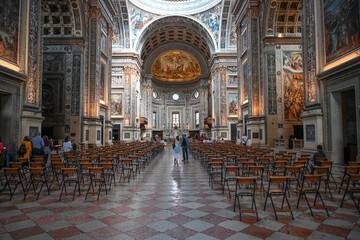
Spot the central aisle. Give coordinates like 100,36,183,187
2,145,358,240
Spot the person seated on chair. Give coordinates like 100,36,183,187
313,145,326,166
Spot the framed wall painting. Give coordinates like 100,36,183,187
0,0,20,64
228,93,238,116
282,51,304,121
323,0,360,63
111,93,123,116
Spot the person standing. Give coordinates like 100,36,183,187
31,132,44,157
18,136,32,161
6,139,17,167
194,133,199,142
63,136,73,154
181,134,189,161
43,135,52,165
173,136,180,165
241,134,248,146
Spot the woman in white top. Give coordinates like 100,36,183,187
173,136,180,165
63,136,73,153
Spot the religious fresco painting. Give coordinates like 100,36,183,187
100,63,105,101
228,93,238,116
229,18,237,46
0,0,20,63
194,4,221,41
323,0,360,63
129,4,156,42
243,62,249,103
111,93,122,116
151,50,201,82
283,52,304,121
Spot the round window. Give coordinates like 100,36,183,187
172,93,180,101
152,91,158,99
194,91,199,99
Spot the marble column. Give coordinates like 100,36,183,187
301,0,323,151
21,0,44,138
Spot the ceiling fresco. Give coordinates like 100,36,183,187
129,0,222,15
151,50,201,82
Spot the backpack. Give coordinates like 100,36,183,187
17,143,27,157
181,137,188,147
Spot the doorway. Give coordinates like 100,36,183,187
100,115,104,145
331,88,358,163
293,125,303,139
113,124,121,141
342,89,357,163
0,92,13,142
231,124,237,142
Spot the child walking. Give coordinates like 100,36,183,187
173,136,180,165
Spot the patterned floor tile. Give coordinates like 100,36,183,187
48,226,82,240
183,219,214,232
148,220,177,232
242,225,275,239
165,226,197,240
202,225,237,239
0,147,359,239
87,226,121,240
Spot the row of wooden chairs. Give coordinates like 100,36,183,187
0,142,164,201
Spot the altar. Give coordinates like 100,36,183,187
163,128,189,139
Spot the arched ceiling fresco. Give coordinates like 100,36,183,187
112,0,238,52
151,50,201,83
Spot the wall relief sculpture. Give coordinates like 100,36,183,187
323,0,360,63
0,0,19,63
151,50,201,82
283,52,304,121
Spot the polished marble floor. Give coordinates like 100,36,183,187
0,146,359,240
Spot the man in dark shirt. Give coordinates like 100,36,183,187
313,145,326,166
181,134,189,161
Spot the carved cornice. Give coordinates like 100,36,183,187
263,36,302,45
44,37,85,46
317,56,360,84
0,65,27,84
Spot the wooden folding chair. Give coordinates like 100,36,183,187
24,167,50,200
119,159,135,182
313,166,333,199
339,166,360,193
234,177,259,221
60,168,81,200
223,166,240,198
296,174,329,216
340,174,360,214
1,168,26,200
85,167,107,200
209,160,223,190
264,176,294,220
101,162,116,190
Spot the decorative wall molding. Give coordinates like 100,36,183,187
267,54,277,115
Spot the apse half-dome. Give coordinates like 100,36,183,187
151,50,201,82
